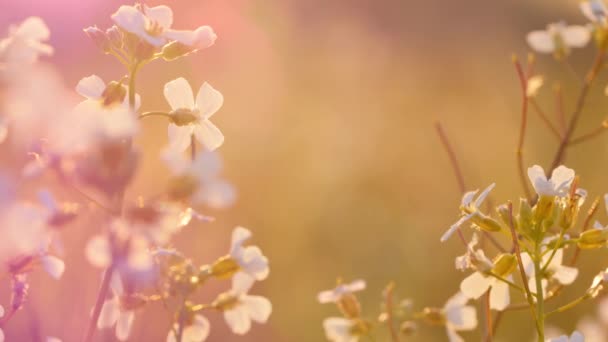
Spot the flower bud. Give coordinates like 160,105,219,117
577,228,608,249
491,253,517,277
534,195,555,223
496,204,512,227
400,321,417,336
84,26,111,53
101,81,127,106
210,256,240,279
337,293,362,319
421,307,445,325
518,198,533,231
472,215,502,233
161,41,195,61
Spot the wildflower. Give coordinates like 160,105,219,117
440,183,497,242
526,22,590,57
581,0,608,25
454,233,493,272
111,5,216,48
163,149,236,208
163,78,224,152
459,253,515,311
318,279,366,304
527,165,575,197
210,226,269,280
322,317,371,342
521,249,578,297
166,314,210,342
318,279,366,318
0,201,51,266
213,273,272,335
0,17,53,64
443,292,477,342
546,331,585,342
98,274,145,341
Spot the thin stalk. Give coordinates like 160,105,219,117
484,289,493,342
82,264,115,342
530,99,561,140
533,244,545,341
548,42,608,173
190,135,196,161
383,282,400,342
486,272,525,293
545,293,591,317
513,56,532,201
139,111,172,120
568,123,608,146
507,202,541,335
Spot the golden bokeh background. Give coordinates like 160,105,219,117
3,0,608,340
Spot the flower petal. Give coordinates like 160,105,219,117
111,6,147,37
195,82,223,118
115,311,135,341
167,124,195,153
232,272,256,294
193,120,224,151
562,25,591,48
164,77,195,110
527,31,555,53
474,183,495,208
76,75,105,99
97,297,120,329
40,255,65,279
85,235,111,268
554,265,579,285
143,5,173,29
224,307,251,335
323,317,355,342
242,295,272,323
460,272,492,299
489,279,510,311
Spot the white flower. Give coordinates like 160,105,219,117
323,317,359,342
85,220,153,271
527,22,590,55
40,254,65,279
97,274,136,341
163,78,224,152
219,273,272,335
163,149,236,208
0,17,53,64
112,5,216,48
167,315,210,342
0,202,51,266
229,226,269,281
318,279,366,304
521,249,578,297
443,292,477,342
527,165,575,197
440,183,495,242
454,233,493,272
546,331,585,342
71,75,139,145
581,1,608,24
459,272,511,311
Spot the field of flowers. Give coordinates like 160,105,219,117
4,1,608,341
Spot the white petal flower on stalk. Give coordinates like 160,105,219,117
521,249,578,297
443,292,477,342
229,226,269,281
581,1,608,24
216,273,272,335
527,165,575,197
163,78,224,151
97,274,136,341
454,233,493,272
0,17,53,64
323,317,359,342
167,315,210,342
459,272,512,311
546,331,585,342
163,149,236,208
111,5,217,48
527,22,591,55
440,183,495,242
318,279,366,304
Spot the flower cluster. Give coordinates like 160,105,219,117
0,3,270,341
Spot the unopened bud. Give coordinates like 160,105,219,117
578,228,608,249
101,81,127,106
496,204,511,227
518,198,533,231
491,253,517,277
400,321,417,336
472,215,502,233
84,26,111,53
210,256,240,279
421,307,445,325
534,195,555,224
337,293,362,319
161,41,195,61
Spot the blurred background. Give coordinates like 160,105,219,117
2,0,608,340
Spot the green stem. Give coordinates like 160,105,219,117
139,111,171,120
533,244,545,341
545,293,591,317
541,231,565,274
486,272,525,293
